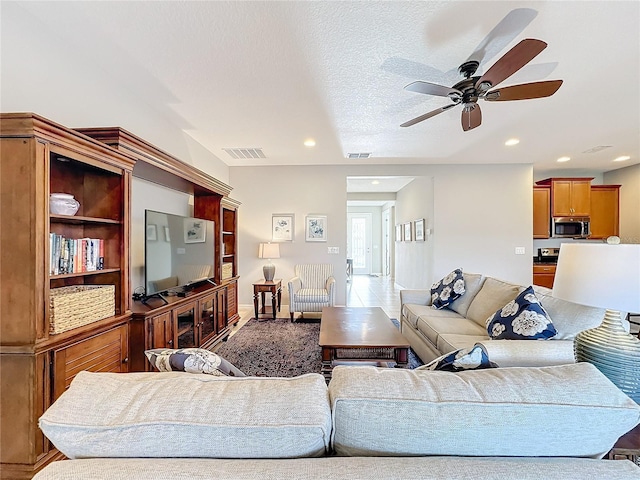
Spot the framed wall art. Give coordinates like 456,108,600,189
272,213,294,242
184,218,206,243
414,218,425,241
395,224,403,242
305,215,327,242
404,222,412,242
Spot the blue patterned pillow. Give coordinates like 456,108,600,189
430,268,466,309
486,286,557,340
145,348,246,377
417,343,497,371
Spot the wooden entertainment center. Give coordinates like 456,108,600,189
0,113,240,478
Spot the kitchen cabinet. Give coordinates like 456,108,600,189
533,264,556,289
590,185,621,239
536,178,593,217
533,186,551,238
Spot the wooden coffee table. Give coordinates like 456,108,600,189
319,306,409,381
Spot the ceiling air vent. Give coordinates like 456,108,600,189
223,148,266,159
582,145,612,154
347,152,372,159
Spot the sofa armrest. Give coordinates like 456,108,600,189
326,276,336,302
478,340,576,368
288,277,302,295
400,289,432,308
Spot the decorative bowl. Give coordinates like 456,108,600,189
50,193,80,216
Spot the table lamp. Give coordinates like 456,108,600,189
552,243,640,402
258,242,280,282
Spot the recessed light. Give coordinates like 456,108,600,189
371,180,380,185
613,155,631,162
304,139,316,147
505,138,520,146
557,156,571,163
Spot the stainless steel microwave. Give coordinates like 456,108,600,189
552,217,590,238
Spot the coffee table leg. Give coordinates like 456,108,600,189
321,347,334,382
395,347,409,367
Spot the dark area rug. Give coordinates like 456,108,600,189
216,316,423,377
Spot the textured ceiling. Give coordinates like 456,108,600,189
5,1,639,182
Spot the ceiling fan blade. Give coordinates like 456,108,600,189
461,104,482,131
476,39,547,90
465,8,538,67
485,80,563,101
400,104,457,127
404,81,461,98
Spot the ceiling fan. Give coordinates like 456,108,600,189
400,23,563,131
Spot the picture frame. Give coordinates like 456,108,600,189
272,213,294,242
163,226,171,242
414,218,425,241
404,222,412,242
183,218,206,243
146,224,157,241
305,215,327,242
395,224,403,242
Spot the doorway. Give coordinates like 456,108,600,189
347,213,372,275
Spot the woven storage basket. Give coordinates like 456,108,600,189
49,285,115,334
222,263,233,279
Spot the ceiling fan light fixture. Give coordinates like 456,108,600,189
505,138,520,146
557,156,571,163
613,155,631,162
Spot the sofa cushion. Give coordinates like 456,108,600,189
145,348,245,376
430,269,465,309
296,288,330,303
39,371,332,459
328,363,640,458
448,272,486,317
532,285,605,339
486,286,557,340
466,277,521,327
403,303,462,329
437,333,489,354
416,316,485,346
30,456,640,480
417,343,497,371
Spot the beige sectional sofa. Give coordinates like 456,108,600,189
400,272,610,367
35,364,640,479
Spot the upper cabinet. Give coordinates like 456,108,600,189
536,177,593,217
533,186,551,238
590,185,621,239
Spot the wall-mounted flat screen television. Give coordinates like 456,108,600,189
145,209,215,297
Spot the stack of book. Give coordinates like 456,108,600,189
49,234,104,275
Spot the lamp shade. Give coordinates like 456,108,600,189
258,243,280,260
552,244,640,313
553,243,640,403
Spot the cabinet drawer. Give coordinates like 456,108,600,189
53,324,128,399
533,264,557,274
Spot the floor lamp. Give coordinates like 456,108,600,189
552,243,640,402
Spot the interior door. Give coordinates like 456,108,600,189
347,213,372,275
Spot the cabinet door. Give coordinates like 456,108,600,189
198,293,217,345
590,186,620,239
533,265,556,289
174,302,197,349
570,180,592,216
551,180,573,216
53,324,128,399
150,312,175,349
533,187,550,238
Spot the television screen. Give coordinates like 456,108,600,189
145,210,215,296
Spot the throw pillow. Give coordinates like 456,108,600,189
430,268,466,309
416,343,497,371
486,286,557,340
145,348,246,377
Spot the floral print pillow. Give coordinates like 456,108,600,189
417,343,497,372
430,268,466,309
486,286,557,340
145,348,246,377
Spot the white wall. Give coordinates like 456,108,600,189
230,163,533,306
1,2,230,183
604,164,640,244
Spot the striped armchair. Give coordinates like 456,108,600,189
288,264,336,322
